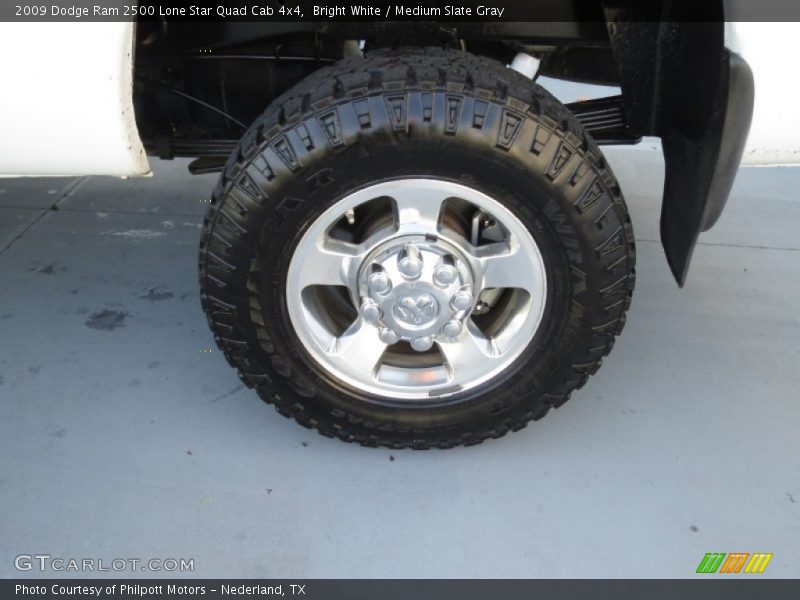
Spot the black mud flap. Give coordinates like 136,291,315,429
605,14,755,286
659,51,754,285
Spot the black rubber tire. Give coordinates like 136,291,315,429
199,48,636,449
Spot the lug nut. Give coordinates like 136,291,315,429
433,264,458,287
398,244,423,280
451,290,474,312
442,320,463,338
410,337,434,352
379,328,400,345
360,299,382,323
368,271,392,294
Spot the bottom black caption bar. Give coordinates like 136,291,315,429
5,580,800,599
7,578,800,600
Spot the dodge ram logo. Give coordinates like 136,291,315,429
394,293,439,326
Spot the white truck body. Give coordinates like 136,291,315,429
0,22,149,177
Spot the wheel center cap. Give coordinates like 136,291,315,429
355,235,477,348
394,291,440,326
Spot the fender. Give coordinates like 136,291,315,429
0,22,149,177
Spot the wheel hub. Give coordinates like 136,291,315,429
356,236,475,350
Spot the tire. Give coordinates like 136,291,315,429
199,48,636,449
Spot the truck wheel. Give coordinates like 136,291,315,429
199,48,635,448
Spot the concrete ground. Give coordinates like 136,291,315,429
1,145,798,578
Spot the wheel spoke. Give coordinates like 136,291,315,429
438,321,502,379
390,185,447,235
296,239,362,289
477,243,536,292
330,318,388,381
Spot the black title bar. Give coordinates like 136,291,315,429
3,0,800,23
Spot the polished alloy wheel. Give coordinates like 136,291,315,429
286,179,547,402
